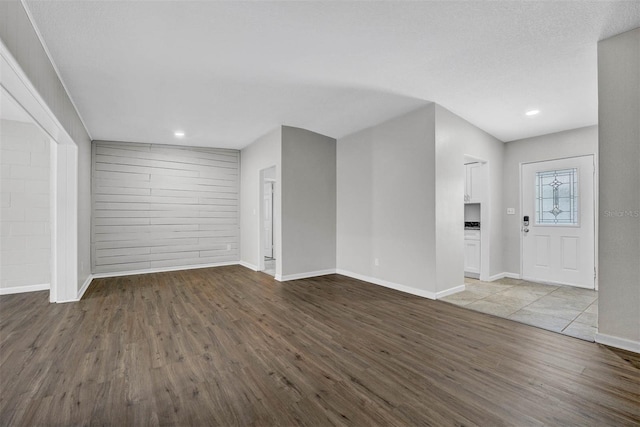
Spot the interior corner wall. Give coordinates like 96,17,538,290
281,126,336,278
0,0,92,295
337,105,437,295
502,126,598,276
434,104,504,288
240,128,282,272
597,28,640,347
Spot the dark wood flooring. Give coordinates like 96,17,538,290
1,265,638,426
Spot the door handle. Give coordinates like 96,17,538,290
523,227,529,233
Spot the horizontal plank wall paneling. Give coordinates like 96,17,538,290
91,141,240,274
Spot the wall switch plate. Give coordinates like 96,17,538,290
507,208,516,215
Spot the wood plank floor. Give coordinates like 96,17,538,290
1,265,638,426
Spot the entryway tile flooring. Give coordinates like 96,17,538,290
441,277,598,341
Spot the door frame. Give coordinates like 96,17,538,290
258,166,277,273
1,40,79,302
519,154,598,290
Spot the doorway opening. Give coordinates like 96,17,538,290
260,166,276,277
1,47,79,303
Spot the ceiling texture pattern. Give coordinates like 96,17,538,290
24,1,640,148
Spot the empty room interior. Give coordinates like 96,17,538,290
1,1,639,425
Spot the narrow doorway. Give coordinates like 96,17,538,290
261,166,276,276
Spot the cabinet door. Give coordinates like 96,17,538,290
467,163,484,203
464,165,471,203
464,240,481,273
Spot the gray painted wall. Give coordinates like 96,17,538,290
435,105,504,287
0,119,51,289
281,126,336,277
240,128,282,272
337,105,437,292
92,141,239,273
502,126,598,275
0,0,92,293
597,28,640,345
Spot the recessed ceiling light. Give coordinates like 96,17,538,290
525,109,540,116
174,131,185,137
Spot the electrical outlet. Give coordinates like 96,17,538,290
374,258,379,266
507,208,516,215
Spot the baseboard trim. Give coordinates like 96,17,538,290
595,333,640,354
0,283,50,296
436,284,465,299
76,274,93,301
92,261,241,280
276,269,336,282
238,261,260,271
488,272,521,281
335,269,436,300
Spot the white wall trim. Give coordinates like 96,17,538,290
239,261,260,271
77,274,93,301
488,272,521,281
595,333,640,354
0,283,50,296
0,40,75,147
276,269,336,282
1,38,79,304
91,261,241,280
436,284,465,299
335,269,437,300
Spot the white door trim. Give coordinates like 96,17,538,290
519,155,596,289
1,39,79,303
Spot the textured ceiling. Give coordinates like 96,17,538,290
24,1,640,148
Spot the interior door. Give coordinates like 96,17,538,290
263,182,273,259
521,156,595,289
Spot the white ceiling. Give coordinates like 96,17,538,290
25,1,640,148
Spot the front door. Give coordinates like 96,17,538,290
521,156,595,289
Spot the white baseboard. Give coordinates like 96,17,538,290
91,260,240,280
488,272,521,281
0,283,50,296
238,261,260,271
76,274,93,301
276,269,336,282
595,332,640,354
436,284,465,299
335,269,436,300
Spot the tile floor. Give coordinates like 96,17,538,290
441,277,598,341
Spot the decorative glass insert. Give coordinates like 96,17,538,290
535,168,578,225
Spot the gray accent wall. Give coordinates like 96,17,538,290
502,126,598,275
0,0,92,293
281,126,336,277
337,105,437,292
92,141,240,274
597,28,640,346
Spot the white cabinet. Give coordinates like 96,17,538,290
464,162,484,204
464,230,481,275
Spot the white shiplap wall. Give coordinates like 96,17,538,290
92,141,239,274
